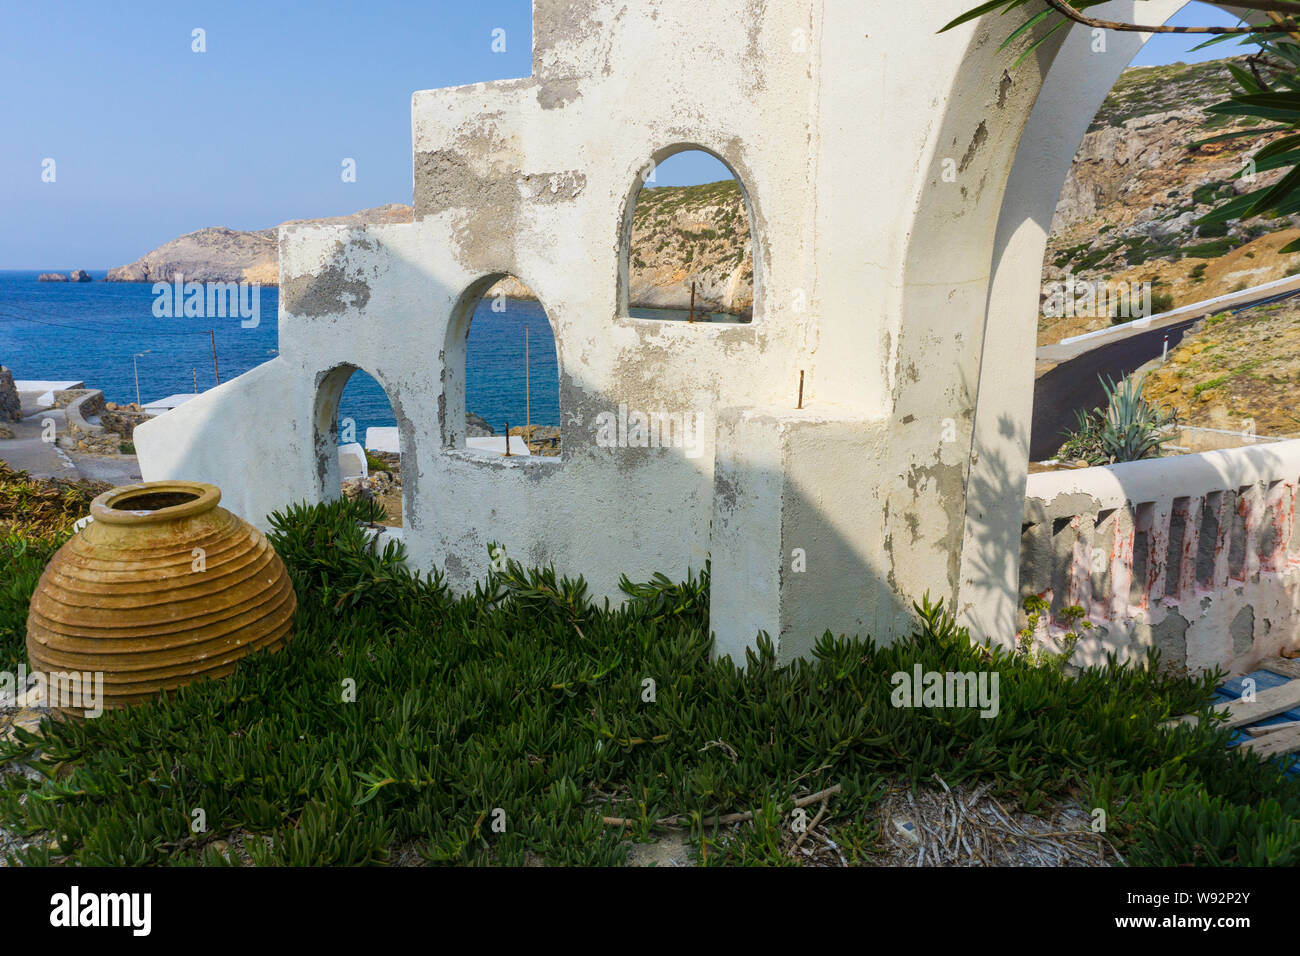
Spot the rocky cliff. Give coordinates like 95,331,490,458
626,179,752,315
106,205,414,285
1041,57,1300,343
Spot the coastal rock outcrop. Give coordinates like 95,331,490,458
0,367,21,422
69,270,93,282
106,205,415,286
37,273,67,282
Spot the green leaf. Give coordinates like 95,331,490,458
998,7,1054,52
937,0,1023,34
1246,158,1300,216
1228,63,1262,95
1253,133,1300,162
1190,126,1293,149
1197,189,1265,226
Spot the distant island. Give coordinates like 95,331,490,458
38,270,92,282
104,184,757,316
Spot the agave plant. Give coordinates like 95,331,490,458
1057,375,1177,464
1056,405,1107,463
1098,374,1177,463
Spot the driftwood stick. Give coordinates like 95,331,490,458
602,783,842,829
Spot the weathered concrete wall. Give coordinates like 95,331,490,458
1017,441,1300,674
136,0,1276,663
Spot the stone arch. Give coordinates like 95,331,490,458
949,1,1228,642
442,273,564,457
616,141,765,323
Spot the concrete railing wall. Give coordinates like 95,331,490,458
1020,440,1300,675
60,389,106,436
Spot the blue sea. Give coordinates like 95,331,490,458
0,270,560,444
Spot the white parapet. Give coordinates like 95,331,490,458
364,427,399,453
15,381,84,408
1019,441,1300,674
338,442,368,480
142,393,199,417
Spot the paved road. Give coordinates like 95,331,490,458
0,405,81,479
1030,288,1300,461
1030,319,1196,460
0,392,141,485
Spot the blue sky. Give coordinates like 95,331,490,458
1130,2,1250,66
0,0,1258,269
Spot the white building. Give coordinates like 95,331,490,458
136,1,1300,671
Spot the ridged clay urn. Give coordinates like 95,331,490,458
26,481,296,715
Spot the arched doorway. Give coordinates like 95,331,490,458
957,0,1215,642
313,363,407,527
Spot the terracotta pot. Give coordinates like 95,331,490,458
26,481,296,715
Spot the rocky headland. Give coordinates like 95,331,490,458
104,205,414,286
1041,57,1300,343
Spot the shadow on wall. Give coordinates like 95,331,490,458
961,411,1029,651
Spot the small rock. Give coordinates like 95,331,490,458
0,366,21,422
466,411,495,438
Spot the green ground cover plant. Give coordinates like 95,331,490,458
2,497,1299,866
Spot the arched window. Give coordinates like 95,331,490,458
447,275,561,459
620,146,755,323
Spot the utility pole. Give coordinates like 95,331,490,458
133,351,150,406
525,325,531,450
210,330,221,385
688,280,696,323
